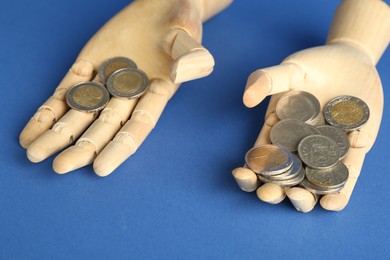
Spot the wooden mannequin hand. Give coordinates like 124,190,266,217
19,0,232,176
232,0,390,212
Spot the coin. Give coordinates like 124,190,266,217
305,162,349,189
324,95,370,131
317,125,350,160
107,68,149,99
267,154,302,181
300,178,344,195
298,135,339,169
276,91,321,123
270,119,321,152
258,167,305,188
98,57,137,83
308,112,326,126
66,82,110,113
245,144,293,175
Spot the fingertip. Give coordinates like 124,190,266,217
26,144,48,163
243,71,271,108
232,167,260,192
93,141,134,177
54,143,97,174
170,49,214,84
19,111,56,149
320,193,348,211
256,183,286,204
286,187,317,213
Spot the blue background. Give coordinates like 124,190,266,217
1,0,390,258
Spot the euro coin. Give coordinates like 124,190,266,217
66,82,110,113
270,119,321,152
267,154,302,181
317,125,350,160
300,178,344,195
276,91,321,123
98,56,137,83
324,95,370,131
298,135,339,169
305,162,349,189
107,68,149,99
258,167,305,188
245,144,293,175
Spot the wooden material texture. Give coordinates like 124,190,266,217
233,0,390,212
20,0,232,176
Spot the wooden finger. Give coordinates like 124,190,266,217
243,63,304,108
93,78,176,177
26,109,96,163
286,187,318,213
256,183,286,204
320,146,366,211
163,29,214,84
53,98,138,174
19,60,94,148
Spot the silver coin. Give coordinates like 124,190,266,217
300,178,344,195
324,95,370,131
66,82,110,113
305,162,349,189
276,91,321,123
245,144,293,175
307,112,326,126
317,125,350,160
298,135,339,169
258,167,305,188
98,57,137,83
267,154,302,181
270,119,321,152
107,68,149,99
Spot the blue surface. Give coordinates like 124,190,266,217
1,0,390,259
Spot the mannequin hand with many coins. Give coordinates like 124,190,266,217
232,0,390,212
19,0,232,176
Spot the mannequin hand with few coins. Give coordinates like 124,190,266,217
19,0,232,176
232,0,390,212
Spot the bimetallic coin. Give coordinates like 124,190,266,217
324,95,370,131
245,145,293,175
267,154,302,181
276,91,321,123
258,167,305,188
298,135,339,169
107,68,149,99
317,125,350,160
270,119,321,152
98,57,137,83
300,178,344,195
305,162,349,189
66,82,110,113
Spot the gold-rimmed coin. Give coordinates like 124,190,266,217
324,95,370,131
106,68,149,99
245,144,293,175
98,57,137,83
66,82,110,113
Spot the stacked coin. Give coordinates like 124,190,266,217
244,91,370,195
245,145,305,187
276,91,321,125
66,57,149,113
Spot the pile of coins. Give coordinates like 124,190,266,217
66,57,149,113
245,91,370,195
